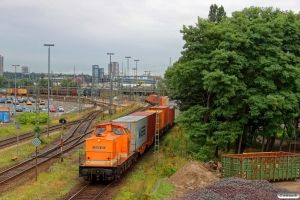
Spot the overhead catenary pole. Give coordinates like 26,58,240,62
12,64,19,116
125,56,131,77
44,44,55,138
134,60,139,99
107,53,114,116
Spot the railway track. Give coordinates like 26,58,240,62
62,104,152,200
0,102,109,150
0,109,103,193
68,182,114,200
0,103,150,194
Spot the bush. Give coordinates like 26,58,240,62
192,145,212,162
16,113,49,125
161,163,178,177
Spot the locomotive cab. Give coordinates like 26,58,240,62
85,123,131,167
79,123,134,181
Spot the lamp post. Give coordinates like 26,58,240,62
134,60,139,99
44,44,54,138
125,56,131,76
107,53,114,116
12,64,20,116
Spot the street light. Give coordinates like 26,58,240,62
107,53,114,116
12,64,20,116
125,56,131,76
134,60,139,79
44,44,55,138
134,60,139,98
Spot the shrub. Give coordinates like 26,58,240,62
192,145,212,162
161,163,178,177
16,113,49,125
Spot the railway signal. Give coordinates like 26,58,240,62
59,118,67,162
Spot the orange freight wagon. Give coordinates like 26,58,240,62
149,106,170,128
145,110,164,133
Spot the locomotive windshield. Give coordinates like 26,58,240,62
112,128,123,135
95,128,106,136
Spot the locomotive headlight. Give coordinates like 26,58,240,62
107,161,110,164
98,140,100,143
87,160,90,163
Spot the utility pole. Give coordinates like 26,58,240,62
107,53,114,116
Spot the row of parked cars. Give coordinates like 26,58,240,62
15,105,65,113
0,96,45,106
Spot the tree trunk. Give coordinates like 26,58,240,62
235,138,239,154
238,134,243,154
261,136,265,152
226,141,230,153
214,145,219,158
265,137,271,152
279,139,283,151
241,142,246,154
267,136,275,151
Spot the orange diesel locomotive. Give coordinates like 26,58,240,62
79,98,176,181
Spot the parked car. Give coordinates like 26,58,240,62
24,107,31,112
17,97,24,103
26,101,32,105
41,106,48,112
50,107,57,112
40,100,45,105
12,99,19,105
15,105,23,112
29,97,36,103
0,98,5,103
57,106,64,112
6,98,12,103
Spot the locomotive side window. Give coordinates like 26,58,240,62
124,128,129,135
113,128,123,135
95,128,106,136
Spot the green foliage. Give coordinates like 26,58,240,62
16,113,49,126
33,124,43,138
165,6,300,153
161,164,178,177
39,78,52,88
0,76,9,87
60,78,79,88
17,78,34,87
192,145,213,162
208,4,227,22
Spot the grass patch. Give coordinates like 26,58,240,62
0,103,146,198
115,125,193,200
0,131,61,168
97,103,142,123
0,150,81,200
0,108,94,141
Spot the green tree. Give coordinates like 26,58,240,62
0,76,8,87
39,78,52,88
60,78,78,88
166,7,300,154
17,78,34,87
208,4,226,22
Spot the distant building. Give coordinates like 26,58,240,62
22,66,29,78
92,65,99,84
108,62,119,79
92,65,105,84
0,55,3,76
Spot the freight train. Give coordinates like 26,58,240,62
79,95,176,181
0,88,103,97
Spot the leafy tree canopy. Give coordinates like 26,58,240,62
165,6,300,153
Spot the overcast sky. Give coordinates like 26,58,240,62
1,0,299,77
